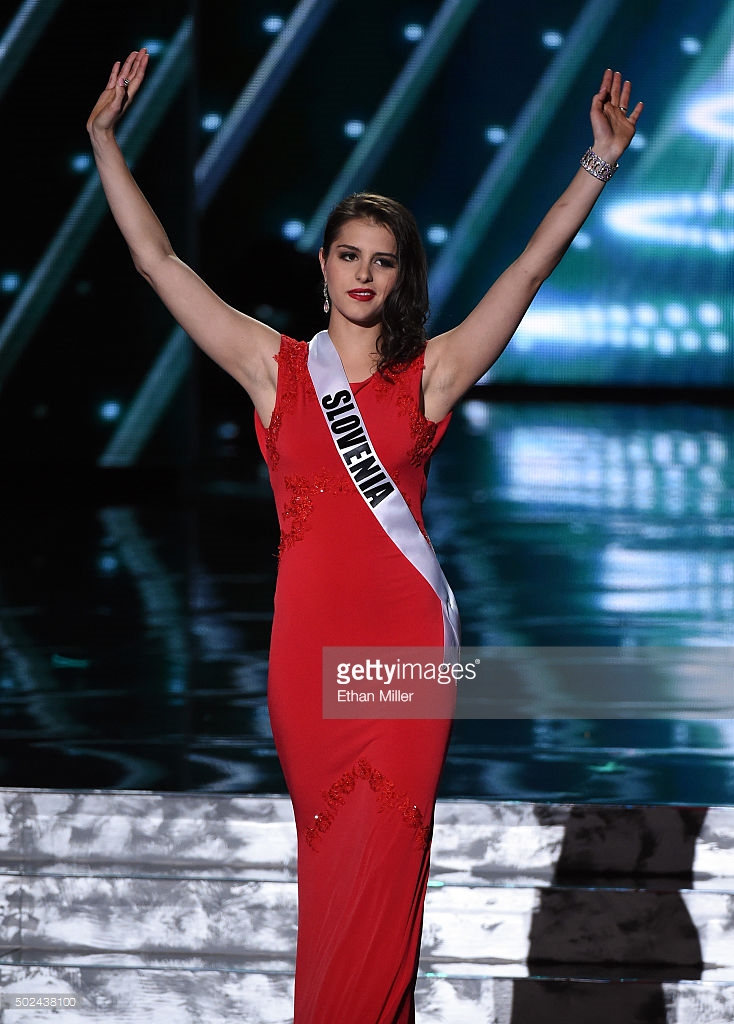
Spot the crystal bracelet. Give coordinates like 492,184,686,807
580,146,618,183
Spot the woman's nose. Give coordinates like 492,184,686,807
355,261,372,282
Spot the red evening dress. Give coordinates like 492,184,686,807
255,335,455,1024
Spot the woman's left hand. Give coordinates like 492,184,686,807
87,49,149,140
589,68,643,165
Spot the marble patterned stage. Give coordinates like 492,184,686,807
2,788,734,1022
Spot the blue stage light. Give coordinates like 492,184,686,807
654,329,676,355
686,91,734,142
605,193,734,252
403,24,424,42
97,554,119,575
460,401,490,433
262,16,284,34
282,219,305,240
426,226,449,245
541,30,564,49
708,332,728,353
70,153,92,173
664,303,689,328
343,120,365,138
681,37,702,55
217,422,240,441
99,401,122,422
139,39,164,56
571,231,592,250
609,305,631,327
484,294,731,366
698,301,722,326
485,125,506,145
1,272,21,293
635,304,658,327
201,112,223,132
680,330,701,352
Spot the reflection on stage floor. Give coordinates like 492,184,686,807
1,398,732,804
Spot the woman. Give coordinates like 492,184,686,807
87,50,642,1023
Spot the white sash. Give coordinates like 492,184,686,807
308,330,460,653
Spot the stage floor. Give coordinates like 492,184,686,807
1,398,732,804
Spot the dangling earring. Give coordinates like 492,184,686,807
323,282,330,314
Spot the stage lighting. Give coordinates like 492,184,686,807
139,38,164,55
571,231,592,250
605,193,734,253
281,220,305,241
262,16,284,34
1,273,21,294
681,37,702,55
541,30,564,49
403,24,424,42
99,401,122,422
97,554,119,576
426,226,449,245
686,90,734,142
680,330,702,352
485,125,507,145
697,301,722,326
70,154,92,173
217,422,240,441
664,303,689,328
201,113,223,132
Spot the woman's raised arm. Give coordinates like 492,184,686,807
87,49,280,424
422,69,643,423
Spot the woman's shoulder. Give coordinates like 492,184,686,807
274,334,309,366
382,345,426,381
273,334,316,394
277,334,308,353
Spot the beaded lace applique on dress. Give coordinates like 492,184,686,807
279,470,351,557
407,405,439,467
305,757,431,852
266,339,316,469
372,360,438,468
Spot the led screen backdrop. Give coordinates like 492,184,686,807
0,1,731,800
476,3,734,388
0,0,731,472
196,0,734,396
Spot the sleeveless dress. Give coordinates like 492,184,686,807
255,335,455,1024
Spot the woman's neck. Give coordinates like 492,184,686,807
327,318,381,381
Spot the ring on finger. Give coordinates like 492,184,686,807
123,78,130,87
619,104,627,113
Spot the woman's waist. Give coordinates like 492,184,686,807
273,486,428,547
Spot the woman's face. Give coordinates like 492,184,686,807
320,218,399,328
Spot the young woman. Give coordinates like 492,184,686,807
88,50,642,1023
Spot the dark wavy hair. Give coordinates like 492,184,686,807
321,193,429,372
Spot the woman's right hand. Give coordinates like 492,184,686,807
86,48,149,138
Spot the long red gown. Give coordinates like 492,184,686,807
255,335,455,1023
